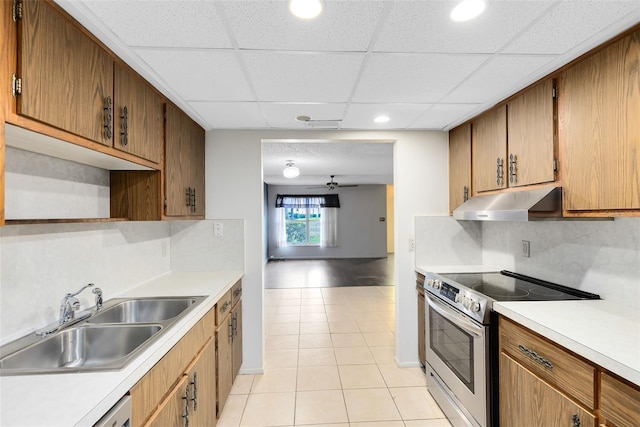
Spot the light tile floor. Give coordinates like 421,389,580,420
217,286,452,427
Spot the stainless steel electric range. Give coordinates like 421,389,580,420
421,270,600,427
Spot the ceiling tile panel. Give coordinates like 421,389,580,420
353,53,489,103
189,102,267,129
442,55,558,104
83,0,232,48
242,51,365,102
220,1,386,52
374,1,553,54
503,1,640,54
261,103,347,128
409,104,482,130
342,104,432,129
133,48,253,101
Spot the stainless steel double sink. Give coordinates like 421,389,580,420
0,296,206,375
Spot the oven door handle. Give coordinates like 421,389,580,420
426,294,485,337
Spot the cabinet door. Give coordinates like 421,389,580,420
232,300,243,379
145,375,190,427
188,339,217,427
165,104,205,217
449,123,472,214
216,316,233,418
472,106,507,192
507,79,556,187
114,64,163,163
559,31,640,211
18,0,113,145
600,372,640,427
500,353,597,427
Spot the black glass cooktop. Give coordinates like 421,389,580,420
439,270,601,302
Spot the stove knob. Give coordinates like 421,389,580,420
470,301,481,312
426,279,434,287
434,280,442,290
455,294,463,303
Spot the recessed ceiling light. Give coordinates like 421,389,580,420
289,0,322,20
450,0,486,22
374,116,390,123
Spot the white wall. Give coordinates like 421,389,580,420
170,220,244,271
267,184,387,259
415,216,482,266
206,129,449,372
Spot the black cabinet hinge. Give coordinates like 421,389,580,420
11,74,22,97
12,0,22,22
553,159,559,172
552,86,558,99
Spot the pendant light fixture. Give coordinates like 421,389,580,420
283,161,300,178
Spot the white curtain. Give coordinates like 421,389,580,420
320,207,338,248
275,208,287,248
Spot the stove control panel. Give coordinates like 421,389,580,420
423,273,489,323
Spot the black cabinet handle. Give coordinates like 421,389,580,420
120,106,128,146
103,97,112,140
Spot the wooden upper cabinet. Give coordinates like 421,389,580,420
559,30,640,212
449,123,472,214
472,106,507,193
18,0,113,145
114,64,163,163
165,104,205,218
507,79,556,187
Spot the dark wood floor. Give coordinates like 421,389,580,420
264,256,395,288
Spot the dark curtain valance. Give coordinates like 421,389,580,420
275,194,340,208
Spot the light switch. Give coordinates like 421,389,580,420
214,222,224,237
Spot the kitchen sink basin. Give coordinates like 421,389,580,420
0,295,207,375
87,297,205,324
0,324,161,374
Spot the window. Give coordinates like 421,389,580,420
285,206,321,245
275,194,340,248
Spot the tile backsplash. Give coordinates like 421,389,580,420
0,219,244,345
415,216,640,310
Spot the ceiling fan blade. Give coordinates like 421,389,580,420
337,184,359,187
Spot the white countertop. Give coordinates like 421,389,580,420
493,300,640,387
0,270,243,427
415,265,500,276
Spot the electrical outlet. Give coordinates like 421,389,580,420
409,238,415,252
214,222,224,237
521,240,531,258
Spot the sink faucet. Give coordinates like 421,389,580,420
36,284,102,337
59,283,102,324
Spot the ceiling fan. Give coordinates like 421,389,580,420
308,175,359,191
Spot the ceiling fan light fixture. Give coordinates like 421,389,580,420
289,0,322,20
450,0,486,22
283,161,300,178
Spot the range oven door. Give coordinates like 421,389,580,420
425,293,489,427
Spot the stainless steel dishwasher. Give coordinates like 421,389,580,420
94,395,131,427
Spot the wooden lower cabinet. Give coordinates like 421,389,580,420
130,307,215,427
500,352,597,427
144,338,216,427
600,372,640,427
232,299,243,379
216,313,234,418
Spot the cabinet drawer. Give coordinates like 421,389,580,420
499,317,596,410
216,289,233,326
232,280,243,307
600,372,640,427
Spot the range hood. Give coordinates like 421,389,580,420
453,187,562,221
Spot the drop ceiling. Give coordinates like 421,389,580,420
58,0,640,132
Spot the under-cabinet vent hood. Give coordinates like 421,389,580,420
453,187,562,221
